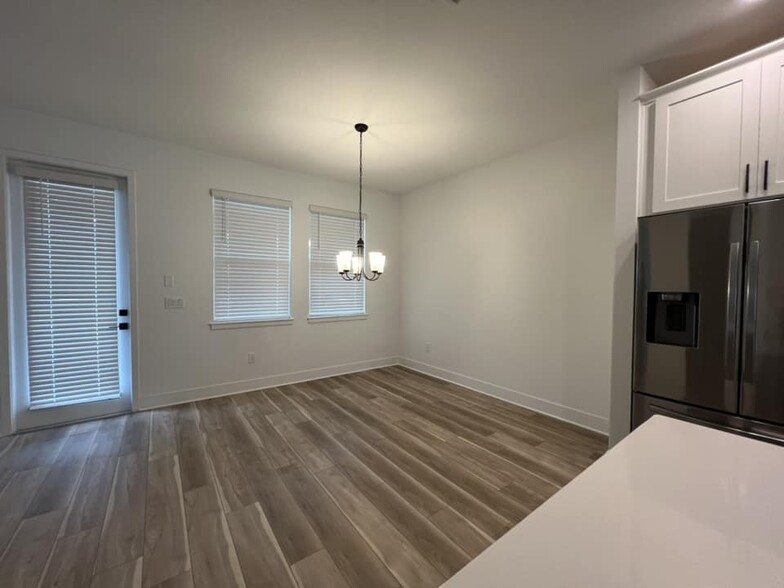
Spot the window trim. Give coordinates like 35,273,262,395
209,318,293,330
210,189,293,325
308,204,367,220
308,205,367,320
307,314,367,324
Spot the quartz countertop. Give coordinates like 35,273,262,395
443,415,784,587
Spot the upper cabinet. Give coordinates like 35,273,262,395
759,50,784,198
642,46,784,214
651,61,761,213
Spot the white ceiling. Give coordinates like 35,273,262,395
1,0,782,193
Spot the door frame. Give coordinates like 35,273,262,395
0,149,140,435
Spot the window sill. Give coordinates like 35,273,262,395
209,318,293,330
307,314,367,324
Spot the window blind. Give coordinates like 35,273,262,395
212,190,291,322
22,176,121,409
309,207,365,318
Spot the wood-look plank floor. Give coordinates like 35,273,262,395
0,366,607,587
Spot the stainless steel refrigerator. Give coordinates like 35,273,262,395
633,198,784,443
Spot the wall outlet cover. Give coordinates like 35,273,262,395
164,297,185,309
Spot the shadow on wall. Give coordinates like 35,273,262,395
644,5,784,85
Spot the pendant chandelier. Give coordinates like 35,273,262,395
337,123,386,281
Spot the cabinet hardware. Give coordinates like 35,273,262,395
742,240,760,387
745,164,750,194
764,160,769,191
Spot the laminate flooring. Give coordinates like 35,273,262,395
0,366,607,587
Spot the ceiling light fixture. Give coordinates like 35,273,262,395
337,123,386,281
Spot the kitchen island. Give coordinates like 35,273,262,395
443,415,784,587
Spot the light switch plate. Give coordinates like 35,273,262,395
163,275,174,288
164,297,185,309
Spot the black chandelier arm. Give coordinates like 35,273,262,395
339,270,381,281
362,270,381,281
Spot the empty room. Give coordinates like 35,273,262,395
2,1,784,586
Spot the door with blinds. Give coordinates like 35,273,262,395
9,163,131,430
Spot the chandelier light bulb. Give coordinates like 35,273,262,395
336,250,353,274
369,251,386,274
351,255,363,275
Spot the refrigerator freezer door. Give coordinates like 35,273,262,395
634,205,745,412
633,392,784,445
741,199,784,424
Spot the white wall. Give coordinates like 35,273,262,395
399,123,617,433
0,103,616,436
0,105,400,432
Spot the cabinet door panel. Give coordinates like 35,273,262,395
652,61,761,213
759,50,784,197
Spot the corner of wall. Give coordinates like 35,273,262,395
608,67,655,446
396,121,618,437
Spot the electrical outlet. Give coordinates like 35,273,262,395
425,342,431,353
247,352,256,364
163,275,174,288
164,297,185,309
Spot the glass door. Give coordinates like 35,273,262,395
9,163,131,430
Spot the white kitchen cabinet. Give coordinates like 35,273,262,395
759,50,784,198
651,61,761,213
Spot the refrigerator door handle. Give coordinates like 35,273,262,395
743,240,761,389
724,242,741,398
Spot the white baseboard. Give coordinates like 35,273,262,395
136,356,399,411
135,354,608,437
398,357,609,435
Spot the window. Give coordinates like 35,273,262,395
8,161,131,425
211,189,292,325
309,206,365,319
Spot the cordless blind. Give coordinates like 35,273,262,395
212,190,292,322
309,206,365,318
22,174,121,409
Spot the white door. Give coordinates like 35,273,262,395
759,50,784,198
9,163,132,430
652,61,762,213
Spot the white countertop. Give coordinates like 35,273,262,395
443,416,784,588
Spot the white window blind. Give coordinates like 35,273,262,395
212,190,291,322
22,173,121,409
309,206,365,318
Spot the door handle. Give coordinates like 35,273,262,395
745,164,750,194
764,160,769,191
724,242,741,399
743,240,760,388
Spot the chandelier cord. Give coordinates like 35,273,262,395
339,122,381,282
358,128,363,243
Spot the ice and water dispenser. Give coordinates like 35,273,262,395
645,292,699,348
